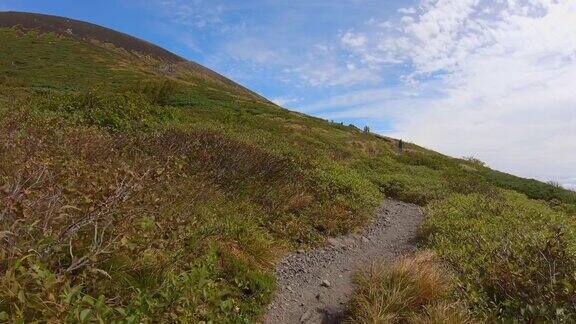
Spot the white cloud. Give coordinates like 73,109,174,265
301,86,430,113
290,64,381,87
564,179,576,191
313,0,576,185
341,31,368,48
158,0,226,29
302,88,394,112
271,96,301,106
285,42,382,87
149,0,388,88
398,7,417,14
224,38,281,64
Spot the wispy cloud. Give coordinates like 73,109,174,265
224,37,283,65
157,0,226,29
310,0,576,185
271,96,301,107
145,0,394,88
287,62,381,87
341,31,367,48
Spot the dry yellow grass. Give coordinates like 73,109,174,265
347,251,476,324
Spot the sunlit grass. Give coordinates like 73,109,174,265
347,251,475,324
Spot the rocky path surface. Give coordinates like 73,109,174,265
262,199,423,324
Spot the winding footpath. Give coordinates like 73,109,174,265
262,199,423,324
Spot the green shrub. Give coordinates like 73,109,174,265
480,169,576,204
394,150,451,170
422,191,576,321
35,90,173,131
353,157,450,205
133,79,178,106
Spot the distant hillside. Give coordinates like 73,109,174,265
0,11,185,62
1,12,575,323
0,11,268,102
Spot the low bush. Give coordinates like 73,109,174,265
133,79,178,106
352,157,450,206
480,169,576,204
0,119,279,322
422,191,576,321
35,89,173,131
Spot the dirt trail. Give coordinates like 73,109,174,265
262,199,423,324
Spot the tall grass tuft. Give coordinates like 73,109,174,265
347,251,475,324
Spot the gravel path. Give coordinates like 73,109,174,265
261,199,423,324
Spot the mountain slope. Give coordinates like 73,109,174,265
0,11,269,102
1,12,575,323
0,11,185,62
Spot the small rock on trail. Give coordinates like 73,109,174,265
261,199,423,324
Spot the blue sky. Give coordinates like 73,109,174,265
2,0,576,189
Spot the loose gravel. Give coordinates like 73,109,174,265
262,199,423,324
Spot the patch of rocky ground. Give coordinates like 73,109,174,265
262,199,423,324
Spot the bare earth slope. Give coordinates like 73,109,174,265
263,199,423,324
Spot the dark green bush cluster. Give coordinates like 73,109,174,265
133,79,177,106
481,169,576,204
423,191,576,322
36,89,173,131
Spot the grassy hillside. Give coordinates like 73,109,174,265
1,16,575,323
